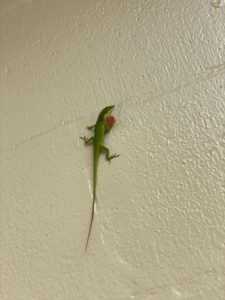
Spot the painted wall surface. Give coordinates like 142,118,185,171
1,0,225,299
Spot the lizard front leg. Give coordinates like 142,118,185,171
80,136,94,145
86,125,95,130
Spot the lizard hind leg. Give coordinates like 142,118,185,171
100,145,119,163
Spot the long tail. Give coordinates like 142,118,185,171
85,156,97,252
85,194,95,251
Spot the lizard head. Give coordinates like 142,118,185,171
97,105,115,122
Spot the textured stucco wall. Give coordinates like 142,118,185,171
1,0,225,299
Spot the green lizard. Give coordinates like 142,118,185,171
80,105,119,251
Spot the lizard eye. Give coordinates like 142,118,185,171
106,115,115,126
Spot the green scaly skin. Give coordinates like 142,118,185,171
80,105,119,251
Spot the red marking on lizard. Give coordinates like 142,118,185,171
106,115,115,126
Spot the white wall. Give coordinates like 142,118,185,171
1,0,225,299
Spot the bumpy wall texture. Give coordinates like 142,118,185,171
1,0,225,299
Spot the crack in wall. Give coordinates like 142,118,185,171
1,64,224,163
0,119,74,162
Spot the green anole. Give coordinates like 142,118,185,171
80,105,119,251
